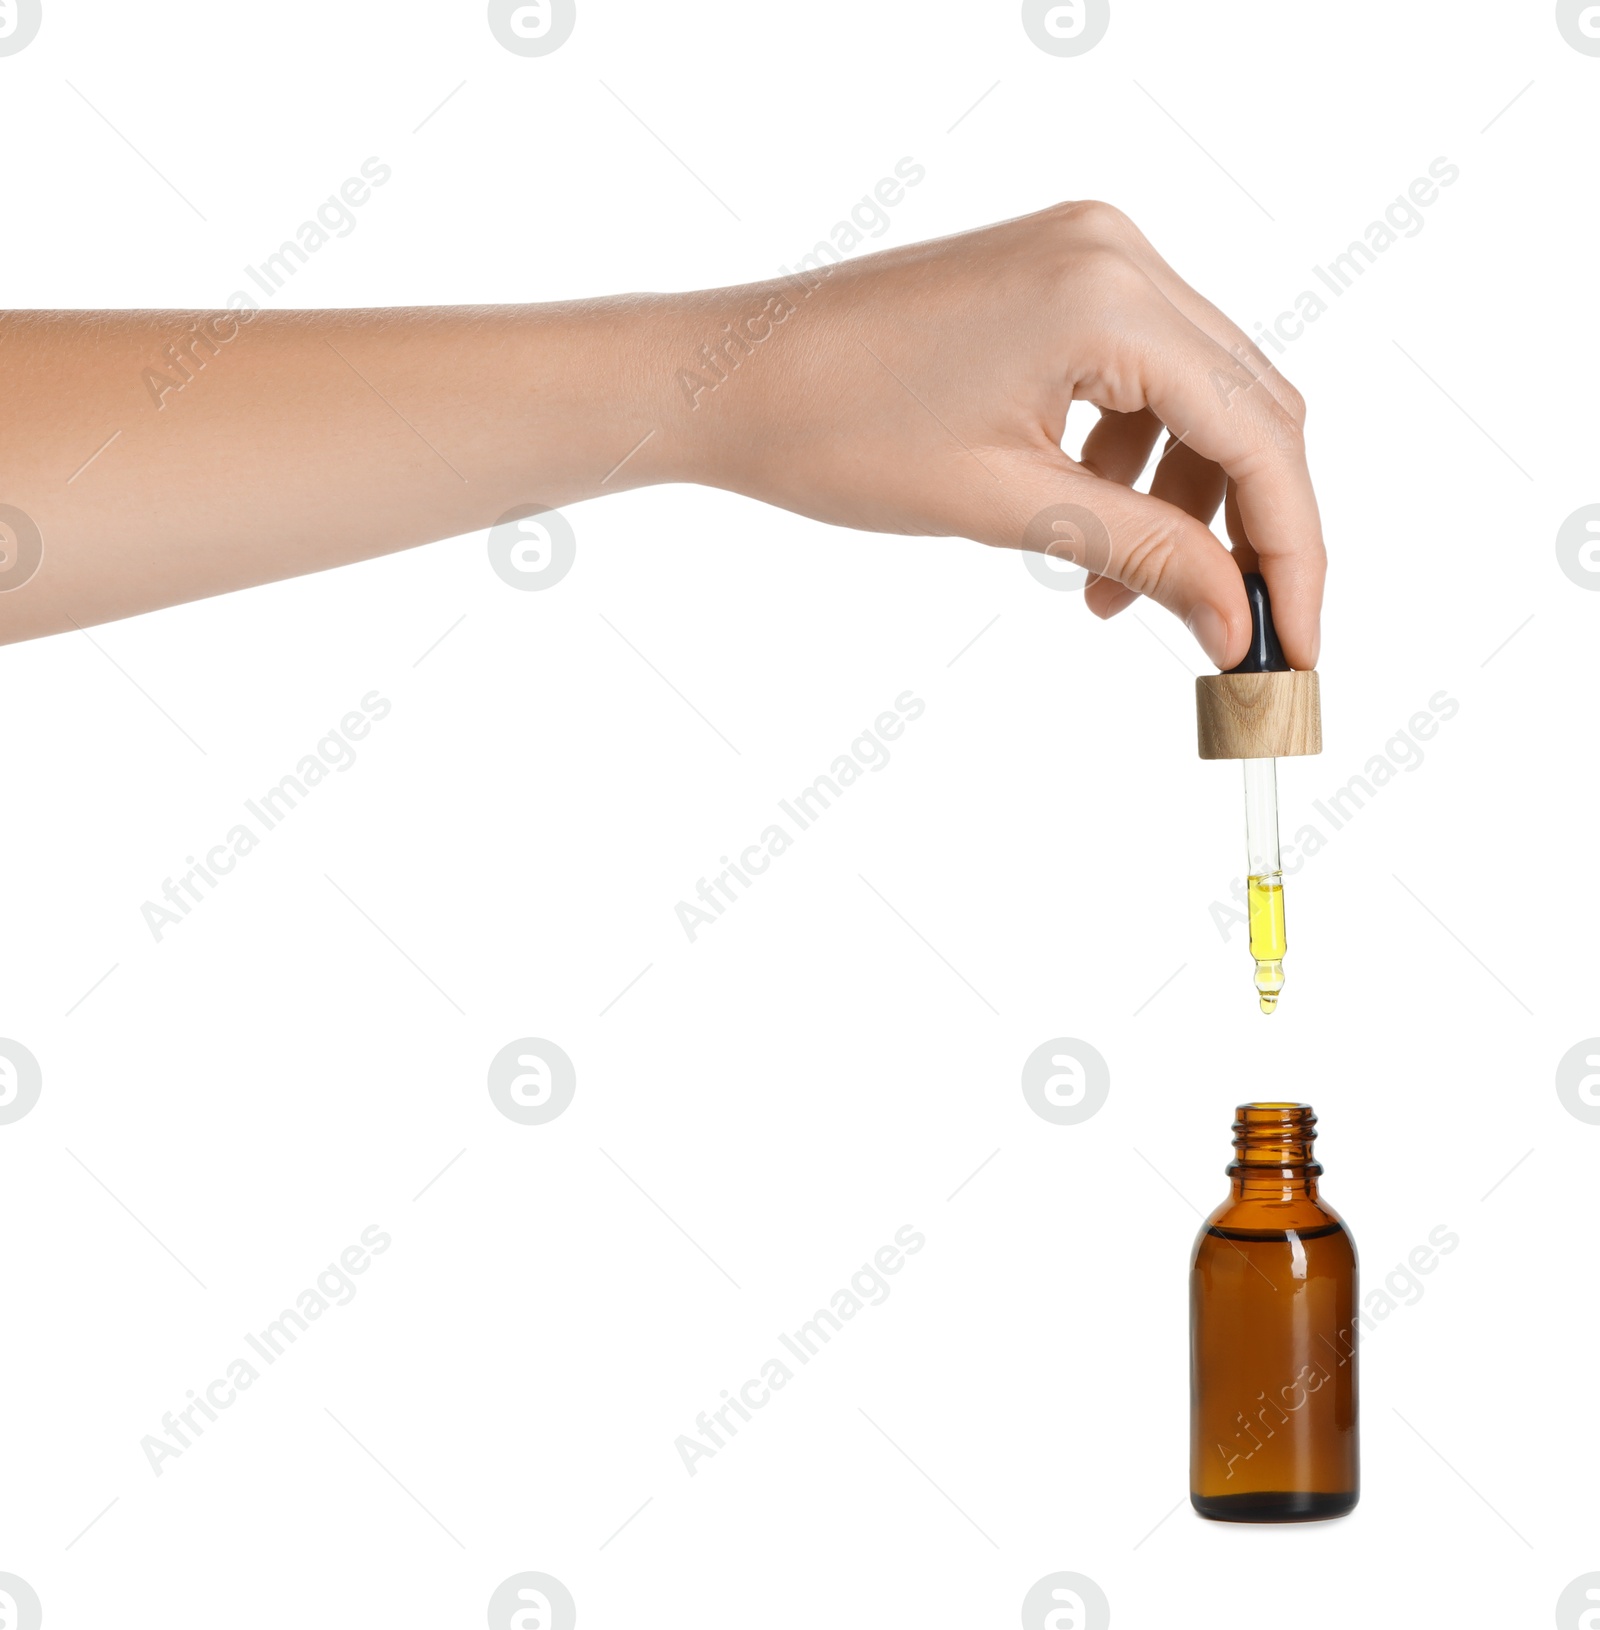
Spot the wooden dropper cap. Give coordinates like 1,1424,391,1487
1195,574,1321,759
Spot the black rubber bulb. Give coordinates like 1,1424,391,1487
1228,572,1288,675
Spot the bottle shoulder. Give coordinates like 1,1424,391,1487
1193,1192,1356,1258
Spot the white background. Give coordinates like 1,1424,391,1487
2,2,1596,1625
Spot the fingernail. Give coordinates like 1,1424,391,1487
1186,605,1230,668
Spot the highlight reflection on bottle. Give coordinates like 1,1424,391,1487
1189,1102,1359,1522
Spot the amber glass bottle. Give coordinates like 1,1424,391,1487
1189,1102,1358,1522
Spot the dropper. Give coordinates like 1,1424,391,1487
1233,575,1288,1012
1194,573,1322,1015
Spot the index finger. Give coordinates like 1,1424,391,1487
1131,306,1326,668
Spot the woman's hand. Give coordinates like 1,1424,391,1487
656,201,1324,670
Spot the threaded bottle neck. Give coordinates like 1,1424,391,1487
1228,1102,1321,1192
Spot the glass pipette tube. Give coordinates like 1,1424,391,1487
1242,757,1287,1013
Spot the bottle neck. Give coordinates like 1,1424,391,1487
1228,1102,1321,1200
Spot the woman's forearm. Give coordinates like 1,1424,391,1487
0,299,686,641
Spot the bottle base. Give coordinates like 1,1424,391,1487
1190,1489,1358,1524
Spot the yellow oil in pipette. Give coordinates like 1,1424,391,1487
1247,874,1286,1014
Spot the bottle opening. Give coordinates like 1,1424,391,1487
1230,1102,1321,1179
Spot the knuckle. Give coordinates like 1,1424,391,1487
1239,392,1306,459
1116,523,1180,600
1276,377,1308,427
1036,204,1154,316
1059,199,1136,241
1267,403,1308,458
